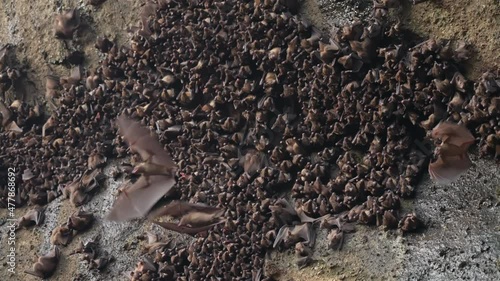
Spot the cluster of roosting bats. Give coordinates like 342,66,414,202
2,0,498,279
21,113,476,278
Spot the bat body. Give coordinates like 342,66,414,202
107,115,177,222
150,201,224,235
429,122,475,184
15,207,45,231
25,247,60,279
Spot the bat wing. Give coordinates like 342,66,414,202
432,122,474,148
148,201,222,219
292,223,315,246
429,154,472,184
296,209,318,223
153,220,223,236
273,225,290,248
116,115,176,168
106,175,175,221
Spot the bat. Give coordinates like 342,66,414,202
295,242,313,269
67,210,94,232
50,223,74,246
22,168,36,181
54,9,80,39
327,229,344,250
269,198,298,225
252,269,262,281
431,121,474,151
429,122,475,184
25,247,60,279
149,201,224,235
106,114,177,221
273,223,315,248
431,121,475,150
15,207,45,231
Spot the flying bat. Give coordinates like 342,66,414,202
106,114,177,222
431,121,475,152
429,122,475,184
149,201,224,235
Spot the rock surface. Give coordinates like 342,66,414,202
0,1,498,280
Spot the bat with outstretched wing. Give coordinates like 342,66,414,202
429,154,472,185
431,121,475,150
429,122,475,184
148,200,222,219
149,201,225,235
106,114,177,221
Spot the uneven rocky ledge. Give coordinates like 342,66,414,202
0,1,499,280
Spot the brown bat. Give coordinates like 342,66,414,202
67,210,94,232
431,121,475,152
269,198,298,225
50,223,74,246
273,223,315,248
149,201,224,235
106,114,177,221
429,121,475,184
25,247,60,279
54,9,80,39
15,207,45,231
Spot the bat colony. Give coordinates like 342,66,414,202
106,115,224,235
107,116,474,234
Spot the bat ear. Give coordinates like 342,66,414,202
429,155,472,184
